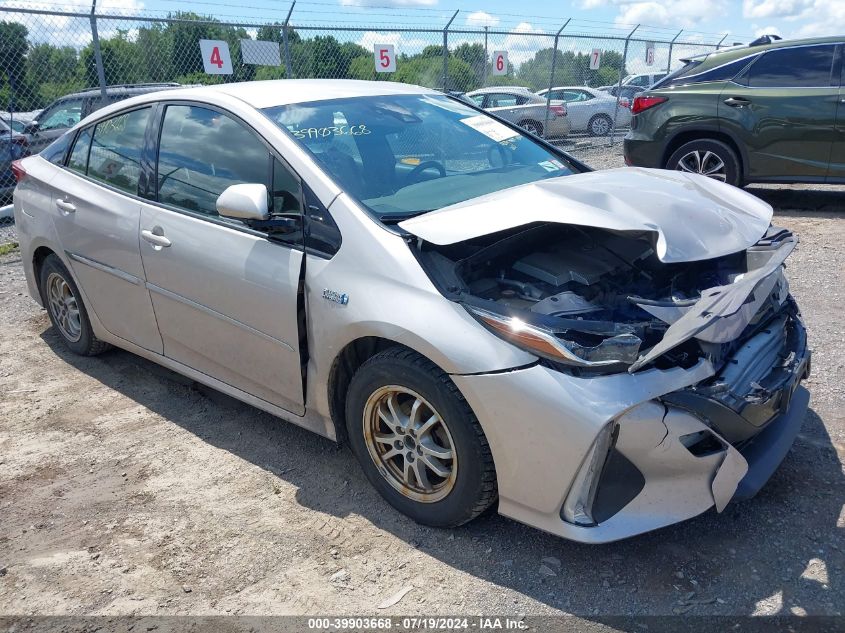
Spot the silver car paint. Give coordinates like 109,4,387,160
13,80,795,543
399,167,773,262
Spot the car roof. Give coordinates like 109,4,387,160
467,86,533,95
152,79,439,109
72,79,444,126
683,35,845,69
56,83,181,100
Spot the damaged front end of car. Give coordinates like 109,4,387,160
399,171,811,540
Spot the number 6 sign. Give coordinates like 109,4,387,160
374,44,396,73
199,39,233,75
492,50,508,76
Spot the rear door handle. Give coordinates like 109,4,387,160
724,97,751,107
55,199,76,214
141,228,171,248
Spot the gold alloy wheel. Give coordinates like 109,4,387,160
362,385,457,503
46,272,82,343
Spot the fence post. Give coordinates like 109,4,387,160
89,0,107,101
482,26,488,86
667,29,682,73
283,1,295,79
543,19,569,138
442,10,458,91
610,24,638,146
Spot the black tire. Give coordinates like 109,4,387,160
518,119,543,137
39,254,111,356
588,113,613,137
666,139,742,187
345,347,497,528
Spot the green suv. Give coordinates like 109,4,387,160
624,36,844,187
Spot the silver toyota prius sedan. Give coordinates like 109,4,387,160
12,79,810,543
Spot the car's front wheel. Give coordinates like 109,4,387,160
345,347,497,527
39,254,111,356
666,139,741,187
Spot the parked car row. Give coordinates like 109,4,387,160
463,80,647,139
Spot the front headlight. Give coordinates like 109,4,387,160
466,305,641,368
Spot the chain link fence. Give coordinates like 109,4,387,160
0,2,744,244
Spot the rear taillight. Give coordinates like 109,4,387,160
11,159,27,183
631,95,667,115
618,98,630,109
549,104,567,117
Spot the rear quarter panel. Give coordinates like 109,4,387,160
627,83,727,164
13,155,64,305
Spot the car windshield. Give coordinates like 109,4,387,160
261,94,575,220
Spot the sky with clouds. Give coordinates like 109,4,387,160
119,0,844,39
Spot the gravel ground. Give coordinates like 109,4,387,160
0,157,843,621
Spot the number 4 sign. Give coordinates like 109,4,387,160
492,51,508,76
374,44,396,73
200,39,233,75
589,49,601,70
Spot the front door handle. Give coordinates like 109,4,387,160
724,96,751,107
55,199,76,214
141,228,171,248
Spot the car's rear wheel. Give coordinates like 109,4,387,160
588,113,613,137
666,139,741,187
518,119,543,137
345,347,497,527
39,254,111,356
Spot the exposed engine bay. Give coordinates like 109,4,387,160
415,222,795,373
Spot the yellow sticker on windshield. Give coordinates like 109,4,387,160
400,157,421,165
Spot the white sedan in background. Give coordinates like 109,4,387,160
537,86,632,136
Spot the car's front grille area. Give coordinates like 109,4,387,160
663,302,809,444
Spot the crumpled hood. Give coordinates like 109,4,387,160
399,168,773,263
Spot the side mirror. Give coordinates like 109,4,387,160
24,121,38,134
216,183,269,221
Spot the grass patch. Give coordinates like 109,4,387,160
0,242,19,256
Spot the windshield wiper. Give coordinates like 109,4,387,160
379,210,433,224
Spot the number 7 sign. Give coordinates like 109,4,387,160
200,39,233,75
589,49,601,70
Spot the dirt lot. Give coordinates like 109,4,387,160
0,183,843,621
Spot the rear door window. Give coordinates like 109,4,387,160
742,45,836,87
87,108,150,194
487,93,520,107
67,128,93,174
155,105,269,216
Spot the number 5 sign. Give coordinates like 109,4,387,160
492,51,508,76
200,40,233,75
589,49,601,70
374,44,396,73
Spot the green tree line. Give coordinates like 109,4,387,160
1,14,627,111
